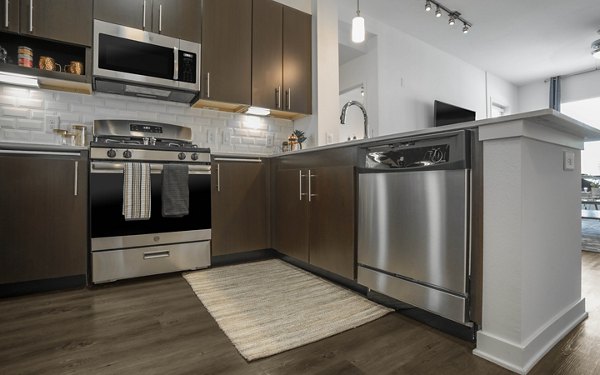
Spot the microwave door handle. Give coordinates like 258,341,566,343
173,47,179,80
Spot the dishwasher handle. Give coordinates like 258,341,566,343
357,160,469,174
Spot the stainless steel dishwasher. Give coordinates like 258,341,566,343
357,130,471,324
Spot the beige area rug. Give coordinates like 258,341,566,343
183,259,393,361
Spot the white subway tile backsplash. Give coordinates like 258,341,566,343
17,98,43,109
3,129,31,142
0,117,17,128
0,96,16,106
3,107,30,118
17,119,44,131
0,84,293,153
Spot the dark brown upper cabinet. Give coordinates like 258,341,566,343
94,0,201,43
0,0,20,33
18,0,93,46
199,0,252,106
282,6,312,115
252,0,312,115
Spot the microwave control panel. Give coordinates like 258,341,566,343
179,51,197,84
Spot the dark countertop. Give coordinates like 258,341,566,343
0,142,87,153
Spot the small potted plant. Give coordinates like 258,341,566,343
591,181,600,198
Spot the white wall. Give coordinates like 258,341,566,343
517,80,549,113
274,0,311,14
486,72,519,117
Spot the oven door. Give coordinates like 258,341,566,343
90,162,210,251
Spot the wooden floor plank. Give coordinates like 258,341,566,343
1,253,600,374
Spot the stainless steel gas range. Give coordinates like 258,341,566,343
89,119,211,283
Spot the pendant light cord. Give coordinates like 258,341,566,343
356,0,361,16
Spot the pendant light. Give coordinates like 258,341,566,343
352,0,365,43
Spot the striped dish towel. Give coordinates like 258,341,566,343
122,163,151,220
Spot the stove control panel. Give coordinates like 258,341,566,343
90,147,211,164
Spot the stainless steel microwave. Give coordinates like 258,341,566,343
93,19,201,103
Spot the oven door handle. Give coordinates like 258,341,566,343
91,162,211,174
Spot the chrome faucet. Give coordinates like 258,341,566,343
340,101,369,139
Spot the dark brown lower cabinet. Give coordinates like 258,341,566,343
0,150,88,289
211,157,269,256
274,166,355,280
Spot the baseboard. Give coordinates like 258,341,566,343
0,275,87,298
211,249,277,267
473,298,587,374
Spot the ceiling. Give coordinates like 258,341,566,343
343,0,600,86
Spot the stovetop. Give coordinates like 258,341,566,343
90,119,210,163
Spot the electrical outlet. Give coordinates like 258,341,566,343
45,115,60,130
222,129,231,144
207,129,215,144
266,134,274,147
563,151,575,171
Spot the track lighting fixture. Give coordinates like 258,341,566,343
424,0,472,34
425,0,432,12
352,0,365,43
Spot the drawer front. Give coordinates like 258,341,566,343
92,241,210,283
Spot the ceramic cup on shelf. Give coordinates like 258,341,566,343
38,56,62,72
65,61,83,75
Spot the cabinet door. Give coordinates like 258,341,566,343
21,0,92,46
283,6,312,114
201,0,251,104
0,154,87,284
94,0,148,31
152,0,201,42
0,0,19,33
273,169,309,262
211,160,268,256
252,0,283,111
308,166,355,280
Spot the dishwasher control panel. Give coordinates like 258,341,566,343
362,130,471,170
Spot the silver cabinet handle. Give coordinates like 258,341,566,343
276,86,281,109
28,0,33,32
299,170,307,201
287,88,291,110
308,169,317,202
206,72,211,98
0,149,80,157
144,250,170,260
4,0,8,28
173,47,179,80
74,161,78,196
142,0,146,29
213,157,261,163
217,163,221,192
159,4,163,33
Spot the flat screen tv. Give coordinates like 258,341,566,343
434,100,476,127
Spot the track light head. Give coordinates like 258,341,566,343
435,6,442,18
462,23,469,34
425,0,432,12
592,39,600,59
448,16,455,26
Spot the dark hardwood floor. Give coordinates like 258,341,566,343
1,252,599,375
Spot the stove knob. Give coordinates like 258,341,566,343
123,150,132,159
191,153,199,161
107,149,116,158
178,152,187,161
